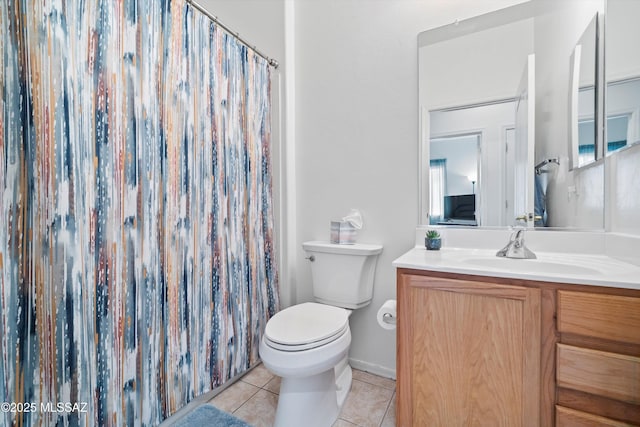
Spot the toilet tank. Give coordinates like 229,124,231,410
302,241,383,309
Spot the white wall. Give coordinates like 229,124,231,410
607,0,640,81
419,17,534,110
607,143,640,235
293,0,529,377
198,0,285,59
605,0,640,236
200,0,640,380
200,0,532,377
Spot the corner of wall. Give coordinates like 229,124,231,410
279,0,297,308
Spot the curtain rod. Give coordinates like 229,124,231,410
187,0,279,69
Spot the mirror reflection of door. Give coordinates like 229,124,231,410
429,134,479,226
504,127,516,223
515,53,536,225
428,100,516,226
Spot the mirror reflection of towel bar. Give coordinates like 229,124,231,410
535,158,560,175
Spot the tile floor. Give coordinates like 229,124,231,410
208,363,396,427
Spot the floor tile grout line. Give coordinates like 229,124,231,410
218,369,395,426
259,377,278,394
227,380,262,414
240,378,271,389
231,385,279,417
352,373,396,391
240,377,273,389
361,384,396,391
229,391,256,416
335,417,359,427
378,390,395,427
354,380,396,391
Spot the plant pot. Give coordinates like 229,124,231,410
425,237,441,250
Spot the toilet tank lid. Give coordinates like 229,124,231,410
303,241,383,255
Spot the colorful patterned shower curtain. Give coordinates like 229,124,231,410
0,1,279,426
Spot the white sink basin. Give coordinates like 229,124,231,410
461,257,602,276
394,232,640,289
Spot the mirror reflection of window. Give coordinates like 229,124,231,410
607,114,629,153
429,159,447,224
606,78,640,153
577,85,596,167
606,0,640,153
578,118,595,166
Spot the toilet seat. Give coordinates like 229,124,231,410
264,302,350,352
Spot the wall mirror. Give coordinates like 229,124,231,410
419,0,606,230
419,2,536,227
570,14,599,169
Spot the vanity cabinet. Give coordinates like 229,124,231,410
556,291,640,426
397,268,640,427
396,270,541,427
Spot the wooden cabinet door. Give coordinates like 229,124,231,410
397,272,541,427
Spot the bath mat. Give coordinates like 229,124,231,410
173,404,253,427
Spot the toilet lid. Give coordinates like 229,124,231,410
265,302,350,351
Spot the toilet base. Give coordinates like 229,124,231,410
274,369,339,427
272,357,353,427
335,357,352,408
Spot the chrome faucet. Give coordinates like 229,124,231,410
496,228,536,259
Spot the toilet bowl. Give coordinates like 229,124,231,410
259,303,352,427
259,241,383,427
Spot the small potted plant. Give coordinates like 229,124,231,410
425,229,441,250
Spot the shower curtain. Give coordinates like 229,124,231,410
0,1,279,426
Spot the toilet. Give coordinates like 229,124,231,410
259,240,383,427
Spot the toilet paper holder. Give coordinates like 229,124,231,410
382,313,396,325
377,299,397,330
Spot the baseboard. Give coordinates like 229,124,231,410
349,358,396,380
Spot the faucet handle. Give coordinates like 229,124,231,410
512,228,526,248
497,227,536,259
509,226,526,235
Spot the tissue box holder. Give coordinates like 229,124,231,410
331,221,356,244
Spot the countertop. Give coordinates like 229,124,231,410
393,246,640,291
